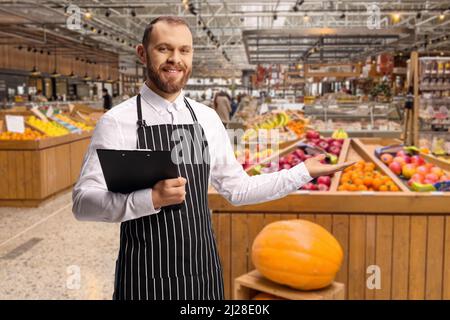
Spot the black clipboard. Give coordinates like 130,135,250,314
96,149,179,194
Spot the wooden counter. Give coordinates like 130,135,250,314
208,138,450,300
0,131,92,207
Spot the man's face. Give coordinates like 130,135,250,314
142,21,193,94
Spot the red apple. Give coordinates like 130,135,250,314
393,156,406,166
317,183,329,191
389,161,402,175
410,173,425,183
317,176,332,187
306,130,320,140
396,150,408,157
425,173,439,183
416,165,429,176
328,145,341,156
423,179,436,185
380,153,394,165
302,182,318,191
430,167,444,178
294,149,306,159
403,155,411,164
402,164,417,179
318,140,329,150
330,140,343,148
410,155,425,166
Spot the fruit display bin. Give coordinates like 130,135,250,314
208,138,450,300
0,131,92,207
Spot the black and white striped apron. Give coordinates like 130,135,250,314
113,94,224,300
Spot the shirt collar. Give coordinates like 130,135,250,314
139,83,185,115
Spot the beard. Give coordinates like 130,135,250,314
145,55,192,94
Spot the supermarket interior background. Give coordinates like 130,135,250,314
1,0,450,300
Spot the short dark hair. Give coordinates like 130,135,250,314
102,88,108,93
142,16,191,48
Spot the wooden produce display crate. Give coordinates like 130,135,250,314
358,138,450,191
0,108,33,120
234,270,345,300
245,138,351,192
0,131,92,207
209,138,450,300
334,138,409,192
69,104,103,126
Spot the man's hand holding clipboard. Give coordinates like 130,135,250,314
151,177,187,209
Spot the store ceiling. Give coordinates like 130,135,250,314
1,0,450,78
243,27,414,64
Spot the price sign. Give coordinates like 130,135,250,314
46,106,54,117
5,115,25,133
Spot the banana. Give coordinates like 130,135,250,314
404,146,420,154
411,182,436,192
332,128,348,139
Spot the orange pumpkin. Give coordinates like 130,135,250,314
252,219,343,291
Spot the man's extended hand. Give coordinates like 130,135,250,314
152,177,187,209
304,154,355,178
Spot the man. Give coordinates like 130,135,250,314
72,16,353,300
102,88,112,110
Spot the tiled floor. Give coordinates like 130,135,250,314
0,190,120,299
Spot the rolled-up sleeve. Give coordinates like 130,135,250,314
72,114,160,223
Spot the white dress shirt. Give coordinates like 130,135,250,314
72,84,313,223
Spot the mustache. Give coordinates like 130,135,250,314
159,63,187,72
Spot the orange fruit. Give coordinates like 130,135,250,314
372,178,382,190
357,184,368,191
379,185,388,192
363,177,373,187
354,178,364,186
389,185,399,192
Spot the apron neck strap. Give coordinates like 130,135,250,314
183,97,198,122
136,93,199,127
136,94,146,128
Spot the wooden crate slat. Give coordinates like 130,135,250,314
348,215,366,300
443,216,450,299
409,216,427,300
332,214,349,299
365,215,376,300
374,215,393,300
391,215,410,300
247,214,265,272
425,216,445,299
330,138,351,192
218,214,231,299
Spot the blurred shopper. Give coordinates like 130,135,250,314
102,88,112,110
213,91,232,122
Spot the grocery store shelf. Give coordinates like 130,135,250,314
319,130,402,138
